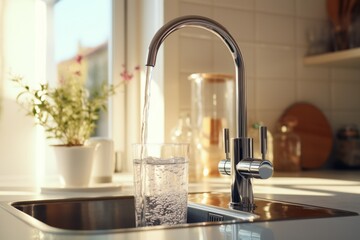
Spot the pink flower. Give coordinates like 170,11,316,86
120,65,140,82
76,55,83,64
120,70,133,81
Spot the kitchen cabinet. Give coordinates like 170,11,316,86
303,47,360,68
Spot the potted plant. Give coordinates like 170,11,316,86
11,56,138,187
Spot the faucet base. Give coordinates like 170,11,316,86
230,202,256,212
230,176,255,211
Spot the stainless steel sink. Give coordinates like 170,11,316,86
1,193,357,234
188,193,358,221
2,194,256,233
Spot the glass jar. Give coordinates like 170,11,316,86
189,73,235,178
273,120,301,172
335,124,360,168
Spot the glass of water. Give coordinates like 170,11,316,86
133,143,189,227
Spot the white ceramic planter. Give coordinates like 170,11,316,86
87,138,115,183
53,145,96,187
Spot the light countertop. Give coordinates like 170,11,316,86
0,170,359,240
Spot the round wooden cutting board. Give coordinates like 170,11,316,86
279,102,333,169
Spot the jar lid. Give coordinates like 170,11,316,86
337,124,360,139
188,73,234,83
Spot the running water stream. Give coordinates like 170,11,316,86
140,66,154,145
137,66,154,226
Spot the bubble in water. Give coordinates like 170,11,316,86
134,156,188,226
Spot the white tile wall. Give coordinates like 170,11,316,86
332,80,360,110
180,2,212,18
332,68,360,81
164,0,360,139
256,0,295,15
257,80,297,110
213,8,255,41
297,80,331,110
213,0,254,10
179,36,213,72
256,45,296,80
256,13,295,45
296,0,327,19
331,111,360,131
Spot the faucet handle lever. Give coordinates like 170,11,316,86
260,126,267,160
218,128,231,176
224,128,230,160
237,159,273,179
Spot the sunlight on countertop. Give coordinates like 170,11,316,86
0,172,359,198
200,174,360,196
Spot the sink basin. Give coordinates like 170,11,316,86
188,193,358,221
3,194,256,233
1,193,357,234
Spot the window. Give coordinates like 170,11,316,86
53,0,111,136
44,0,127,173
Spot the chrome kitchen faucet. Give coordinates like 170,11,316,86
145,15,273,210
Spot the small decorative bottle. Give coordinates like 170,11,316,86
273,119,301,172
170,114,192,144
170,114,199,182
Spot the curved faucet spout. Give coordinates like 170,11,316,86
145,15,273,209
145,15,246,138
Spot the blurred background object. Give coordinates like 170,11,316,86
326,0,360,51
170,113,192,144
273,117,301,172
189,73,235,179
335,124,360,168
279,103,333,170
